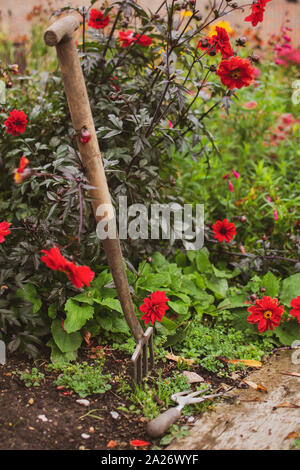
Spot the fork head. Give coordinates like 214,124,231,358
131,326,154,383
172,389,228,409
171,388,211,407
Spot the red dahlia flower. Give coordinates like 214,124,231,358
198,27,232,59
197,37,213,51
4,109,28,135
214,27,233,58
117,31,152,48
136,34,153,47
212,219,236,243
88,9,110,29
117,30,135,48
217,56,255,90
41,246,68,271
14,156,31,184
247,296,284,332
41,247,95,289
290,296,300,323
245,0,272,27
64,262,95,289
139,290,169,325
0,221,11,243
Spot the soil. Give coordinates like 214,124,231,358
0,344,247,451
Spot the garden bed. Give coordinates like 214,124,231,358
0,346,248,450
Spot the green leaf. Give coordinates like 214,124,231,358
151,252,168,269
175,251,187,267
164,324,191,346
218,295,248,310
167,292,190,305
51,319,82,353
160,315,178,331
64,299,94,333
206,277,228,299
72,291,95,305
92,270,112,290
261,272,280,297
97,298,123,314
168,301,189,316
47,338,77,364
180,277,200,298
280,274,300,306
48,303,57,319
274,319,299,346
99,311,129,334
196,250,211,273
138,273,170,290
16,283,42,314
192,290,214,305
230,307,252,332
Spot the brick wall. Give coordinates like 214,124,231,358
0,0,299,45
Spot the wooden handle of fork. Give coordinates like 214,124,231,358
44,16,144,342
147,407,181,438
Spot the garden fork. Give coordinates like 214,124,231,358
44,14,154,383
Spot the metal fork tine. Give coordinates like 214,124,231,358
188,388,210,398
149,333,154,369
143,343,148,377
137,354,143,384
130,327,154,384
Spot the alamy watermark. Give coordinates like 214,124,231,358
292,80,300,105
96,197,204,250
291,340,300,365
0,340,5,365
0,80,6,105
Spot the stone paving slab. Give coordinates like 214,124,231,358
168,350,300,450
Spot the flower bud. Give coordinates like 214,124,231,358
250,54,260,63
208,48,217,56
10,64,19,75
236,37,247,47
14,168,32,184
80,128,91,144
200,38,209,48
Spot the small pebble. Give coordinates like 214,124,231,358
89,427,95,434
81,433,90,440
37,414,48,422
76,399,90,407
230,372,240,381
182,371,204,383
28,398,34,405
110,411,120,420
187,416,195,423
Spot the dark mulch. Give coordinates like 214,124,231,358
0,345,248,450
